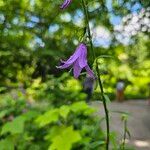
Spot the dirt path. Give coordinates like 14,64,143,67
92,100,150,150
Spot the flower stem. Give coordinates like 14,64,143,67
81,0,110,149
123,121,127,149
96,59,110,150
81,0,95,62
121,119,127,150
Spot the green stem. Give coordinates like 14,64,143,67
122,120,127,150
96,60,110,150
81,0,95,62
81,0,110,149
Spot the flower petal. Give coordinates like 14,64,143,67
61,44,82,65
56,63,72,69
60,0,72,9
78,43,88,68
85,65,95,79
73,60,82,78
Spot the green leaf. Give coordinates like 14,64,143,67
110,132,118,149
59,105,70,119
1,116,25,135
83,107,96,115
49,126,81,150
126,128,131,139
104,94,111,104
22,110,40,121
0,110,9,119
71,101,89,113
0,138,14,150
45,126,65,141
0,87,6,92
89,141,106,148
96,55,112,60
111,110,130,116
121,114,129,121
35,109,59,127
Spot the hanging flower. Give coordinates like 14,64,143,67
57,43,95,79
60,0,72,9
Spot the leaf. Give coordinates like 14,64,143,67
45,126,65,141
89,141,106,148
121,114,128,121
96,55,112,60
49,126,81,150
0,110,9,119
59,105,70,119
0,138,14,150
110,132,118,149
126,128,131,139
71,101,89,113
35,109,59,127
111,110,130,116
22,110,40,121
83,107,96,115
104,94,111,104
1,116,25,135
0,87,6,92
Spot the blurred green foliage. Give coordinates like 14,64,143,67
0,0,149,149
0,91,105,150
0,0,149,99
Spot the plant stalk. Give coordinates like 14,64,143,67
81,0,110,149
122,120,127,150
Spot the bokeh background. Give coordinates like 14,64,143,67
0,0,150,150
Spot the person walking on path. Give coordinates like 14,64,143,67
116,79,125,102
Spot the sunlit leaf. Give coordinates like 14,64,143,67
59,105,70,119
49,126,81,150
1,116,25,135
35,109,59,127
71,101,89,113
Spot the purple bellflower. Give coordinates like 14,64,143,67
57,43,95,79
60,0,72,9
